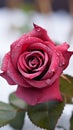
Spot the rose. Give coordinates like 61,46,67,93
0,24,73,105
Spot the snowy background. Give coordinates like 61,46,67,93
0,8,73,130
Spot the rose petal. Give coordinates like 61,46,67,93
6,58,32,87
1,52,10,71
34,52,49,72
32,23,55,44
24,66,63,88
18,51,31,72
56,42,69,51
25,51,44,63
57,42,73,69
47,67,63,86
18,52,49,79
18,67,43,79
42,52,59,79
62,51,73,69
0,72,16,85
24,78,51,88
15,78,62,105
11,37,43,68
24,50,44,69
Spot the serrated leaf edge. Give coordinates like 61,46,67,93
27,112,45,129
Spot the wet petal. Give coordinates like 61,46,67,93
62,51,73,69
6,58,32,87
24,78,51,88
15,78,62,105
18,51,31,72
56,42,73,69
32,24,55,44
18,51,49,79
11,37,43,68
42,52,59,79
0,72,16,85
56,42,69,52
1,52,10,71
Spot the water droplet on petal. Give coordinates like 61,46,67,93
36,28,41,32
33,23,41,32
46,79,51,84
59,62,64,67
59,60,65,67
51,69,55,72
62,61,65,65
56,52,60,56
59,64,62,67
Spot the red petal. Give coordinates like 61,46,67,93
24,66,63,88
18,51,31,72
24,78,50,88
18,67,43,79
32,23,55,44
42,52,59,79
0,72,16,85
62,51,73,69
11,37,43,68
56,42,69,51
6,58,32,87
28,42,52,59
57,42,73,69
15,78,62,105
1,52,10,71
18,52,48,79
48,67,63,86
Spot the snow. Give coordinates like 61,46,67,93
0,8,73,130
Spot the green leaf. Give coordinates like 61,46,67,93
9,92,26,129
9,92,27,109
28,100,65,130
60,75,73,103
48,100,65,130
0,102,16,127
70,112,73,130
10,110,25,130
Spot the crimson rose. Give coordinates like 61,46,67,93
0,24,73,105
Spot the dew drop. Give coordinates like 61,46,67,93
62,61,65,65
59,63,63,67
46,79,51,84
59,60,65,67
51,69,55,72
36,28,41,32
33,23,41,32
56,52,60,56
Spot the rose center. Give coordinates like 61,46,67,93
29,56,39,68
